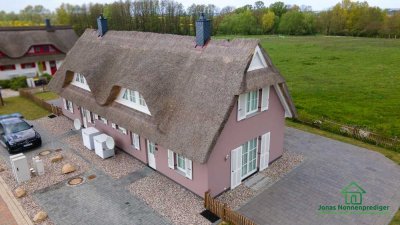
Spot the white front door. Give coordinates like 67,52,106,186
259,132,271,171
231,146,242,189
80,107,88,128
147,140,156,169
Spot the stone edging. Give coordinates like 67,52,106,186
0,176,33,225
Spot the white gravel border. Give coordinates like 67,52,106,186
128,173,210,225
63,134,145,179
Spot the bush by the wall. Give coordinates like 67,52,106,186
0,80,11,89
41,73,52,82
10,76,28,90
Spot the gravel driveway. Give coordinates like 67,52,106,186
239,127,400,225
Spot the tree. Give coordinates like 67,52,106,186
269,1,287,18
278,8,305,35
218,10,258,34
261,11,275,33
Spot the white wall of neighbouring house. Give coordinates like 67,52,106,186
0,64,36,80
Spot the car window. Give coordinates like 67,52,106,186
4,121,31,134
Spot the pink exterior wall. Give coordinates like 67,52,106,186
207,86,285,197
152,145,209,197
60,85,286,198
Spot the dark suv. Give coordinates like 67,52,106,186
0,113,42,153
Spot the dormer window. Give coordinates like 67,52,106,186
247,46,268,72
116,88,151,115
71,73,91,91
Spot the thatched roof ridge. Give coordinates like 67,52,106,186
0,26,78,58
49,29,295,163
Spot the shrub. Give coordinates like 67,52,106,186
40,73,52,82
9,76,28,90
0,79,11,89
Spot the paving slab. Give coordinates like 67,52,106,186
239,127,400,225
34,169,171,225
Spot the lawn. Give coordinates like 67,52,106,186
34,91,59,101
0,96,50,120
218,35,400,137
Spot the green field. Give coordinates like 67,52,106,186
221,35,400,137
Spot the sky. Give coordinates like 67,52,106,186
0,0,398,13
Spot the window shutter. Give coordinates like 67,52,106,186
94,114,98,120
121,127,127,135
68,101,74,113
261,86,270,111
185,158,193,180
134,133,140,150
111,123,116,129
167,150,174,169
63,98,67,110
237,94,246,121
260,132,271,171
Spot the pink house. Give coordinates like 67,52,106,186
49,14,297,197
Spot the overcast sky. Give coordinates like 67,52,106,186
1,0,398,13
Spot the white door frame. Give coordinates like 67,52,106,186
147,140,156,169
231,146,242,189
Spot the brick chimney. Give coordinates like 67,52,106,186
195,13,211,47
97,14,108,37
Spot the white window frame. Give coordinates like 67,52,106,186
99,116,107,124
131,132,140,150
71,73,91,91
117,125,127,134
241,138,258,179
116,88,151,115
63,99,74,113
167,150,192,180
246,90,259,115
176,153,186,173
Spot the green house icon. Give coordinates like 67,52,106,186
341,182,366,205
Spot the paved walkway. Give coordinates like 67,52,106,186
34,168,170,225
239,127,400,225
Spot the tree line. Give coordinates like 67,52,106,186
0,0,399,38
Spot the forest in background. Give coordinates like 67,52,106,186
0,0,399,37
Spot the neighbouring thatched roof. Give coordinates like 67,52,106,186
49,29,296,163
0,26,78,59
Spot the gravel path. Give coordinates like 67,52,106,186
32,116,73,138
217,150,304,209
63,134,145,179
128,173,210,225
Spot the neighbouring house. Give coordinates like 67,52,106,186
0,19,78,80
49,14,297,197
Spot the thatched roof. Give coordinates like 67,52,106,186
49,29,296,163
0,26,78,61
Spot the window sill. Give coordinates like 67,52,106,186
174,168,187,177
245,111,260,119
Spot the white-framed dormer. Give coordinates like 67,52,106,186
116,88,151,115
71,73,91,91
247,46,268,72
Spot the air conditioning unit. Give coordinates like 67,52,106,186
94,134,115,159
82,127,101,150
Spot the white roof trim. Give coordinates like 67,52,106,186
247,46,268,72
274,84,292,118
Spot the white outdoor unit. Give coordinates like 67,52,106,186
32,156,45,176
82,127,101,150
94,134,115,159
10,153,31,183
